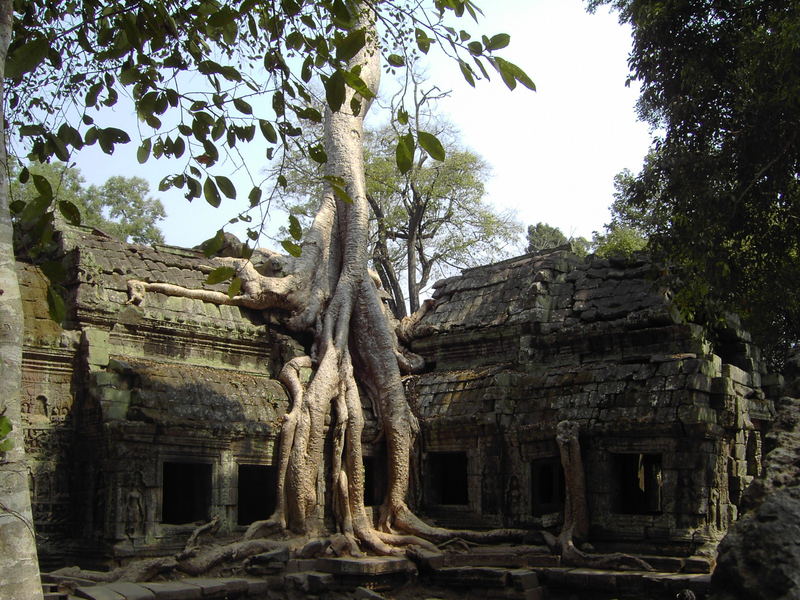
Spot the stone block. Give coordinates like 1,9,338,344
431,566,510,588
105,582,157,600
178,578,227,596
75,587,126,600
316,556,414,576
139,581,202,600
218,579,249,596
284,571,335,593
508,569,539,590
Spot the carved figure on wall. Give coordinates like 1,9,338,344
125,472,146,539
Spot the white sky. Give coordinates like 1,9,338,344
76,0,651,249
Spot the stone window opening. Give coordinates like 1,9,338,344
161,461,212,525
531,457,565,516
426,451,469,505
237,464,277,526
613,453,663,515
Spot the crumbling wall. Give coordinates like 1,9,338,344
18,226,296,567
409,249,774,556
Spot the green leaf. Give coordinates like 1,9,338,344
295,107,323,123
204,177,221,207
137,139,151,164
32,174,53,200
459,60,476,87
205,266,236,285
396,133,415,174
0,414,11,438
325,70,346,112
308,144,327,164
486,33,510,51
0,415,12,454
6,37,50,79
331,182,353,204
342,69,375,100
289,215,302,240
201,229,226,257
397,109,409,125
415,28,431,54
58,200,81,225
493,57,536,91
336,28,366,62
18,167,29,184
467,41,483,56
281,239,303,257
215,176,236,199
418,130,446,161
259,120,278,143
227,277,242,299
85,82,103,107
47,284,66,324
387,54,405,67
233,97,253,114
97,127,131,154
248,186,262,207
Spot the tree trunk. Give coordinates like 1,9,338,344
0,1,44,597
129,1,527,555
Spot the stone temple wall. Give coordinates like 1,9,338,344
17,228,776,568
407,248,775,556
18,226,299,568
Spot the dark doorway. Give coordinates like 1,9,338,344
162,462,212,524
237,464,277,526
427,451,469,505
531,457,565,516
613,453,663,514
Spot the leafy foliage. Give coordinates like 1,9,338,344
527,222,567,253
527,222,590,257
590,0,800,364
0,414,13,454
7,0,532,257
591,225,647,258
10,162,166,245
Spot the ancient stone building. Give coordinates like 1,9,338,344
407,250,775,557
17,225,776,569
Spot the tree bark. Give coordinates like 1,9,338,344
126,1,528,554
0,1,44,597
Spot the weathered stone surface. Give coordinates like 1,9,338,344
75,587,126,600
104,582,157,600
316,556,414,575
710,388,800,600
138,581,202,600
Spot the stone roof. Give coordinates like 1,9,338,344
419,248,669,336
60,225,270,336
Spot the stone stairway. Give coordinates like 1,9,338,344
41,546,713,600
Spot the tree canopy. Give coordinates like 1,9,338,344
11,162,165,244
590,0,800,363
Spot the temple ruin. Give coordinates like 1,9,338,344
17,224,779,597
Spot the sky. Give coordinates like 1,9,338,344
75,0,652,250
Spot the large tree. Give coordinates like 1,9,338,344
11,162,166,245
0,1,43,597
589,0,800,363
275,120,523,317
1,0,536,586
